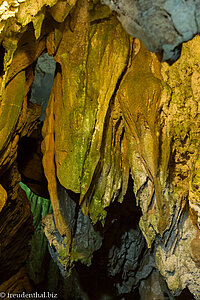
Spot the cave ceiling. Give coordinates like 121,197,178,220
0,0,200,298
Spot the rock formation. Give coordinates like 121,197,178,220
102,0,200,63
0,0,200,299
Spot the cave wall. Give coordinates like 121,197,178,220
0,0,200,298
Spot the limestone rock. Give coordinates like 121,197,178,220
42,183,102,274
0,166,33,284
102,0,200,63
139,269,174,300
155,212,200,297
50,0,77,23
42,0,130,228
0,184,7,212
40,2,200,297
107,227,151,294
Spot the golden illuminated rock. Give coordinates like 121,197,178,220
0,184,7,212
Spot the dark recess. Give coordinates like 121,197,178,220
75,176,142,300
17,124,49,199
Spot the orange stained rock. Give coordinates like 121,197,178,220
50,0,77,23
53,0,130,208
41,71,71,239
191,232,200,269
0,184,7,212
118,40,169,235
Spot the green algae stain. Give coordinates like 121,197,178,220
54,14,130,218
19,182,53,284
